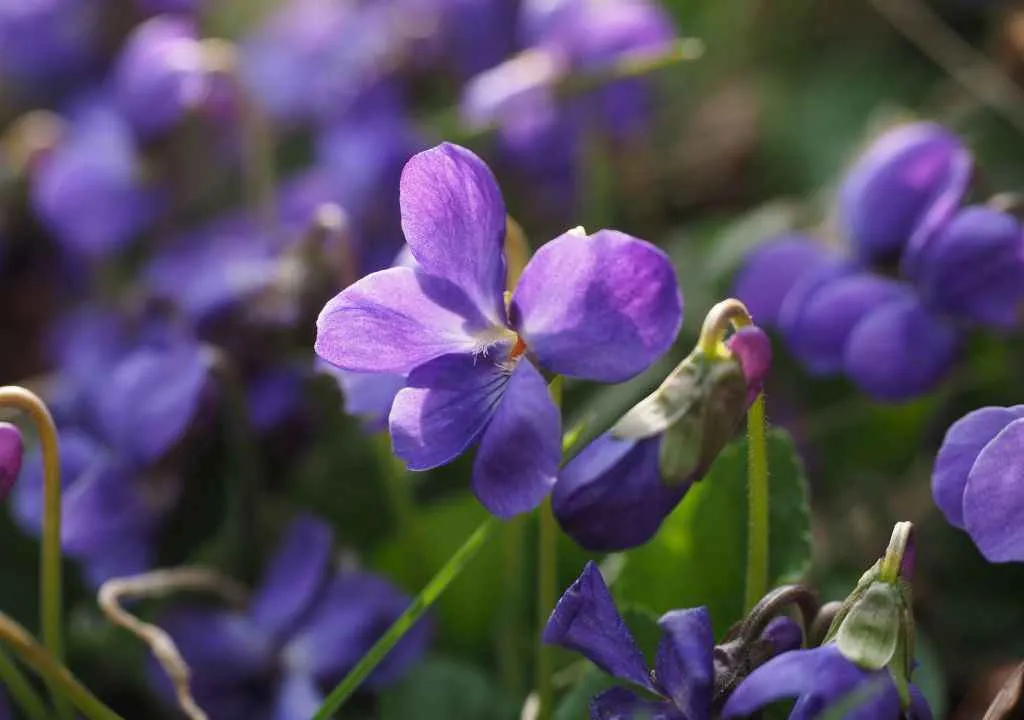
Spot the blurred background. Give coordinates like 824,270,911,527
2,0,1024,718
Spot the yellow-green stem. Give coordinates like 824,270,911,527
0,611,124,720
0,646,49,720
744,393,769,611
0,386,69,718
537,376,563,720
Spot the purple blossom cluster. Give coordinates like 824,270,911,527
734,122,1024,402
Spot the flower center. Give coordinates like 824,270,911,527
509,334,528,360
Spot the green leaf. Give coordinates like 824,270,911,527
835,583,901,671
617,428,812,636
379,658,518,720
553,666,618,720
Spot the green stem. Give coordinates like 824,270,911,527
0,611,124,720
0,646,49,720
499,516,525,696
537,376,563,720
744,393,770,611
0,386,70,719
313,517,498,719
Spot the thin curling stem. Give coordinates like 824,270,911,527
0,386,69,719
0,645,50,720
0,611,124,720
536,376,563,720
744,393,769,612
697,298,754,357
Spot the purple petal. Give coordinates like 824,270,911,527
542,562,655,692
158,609,275,685
910,686,934,720
722,646,867,718
839,122,971,263
315,267,499,374
553,435,688,551
284,571,430,687
48,307,126,388
60,460,156,557
471,359,560,517
399,143,507,326
655,608,714,717
932,406,1024,529
781,270,905,375
511,229,682,382
80,536,155,589
760,616,804,657
12,429,97,534
0,423,24,502
590,687,681,720
248,366,306,432
732,235,835,327
274,672,323,720
94,337,210,463
843,296,960,402
913,206,1024,328
963,417,1024,562
249,516,334,641
390,353,510,471
726,326,772,407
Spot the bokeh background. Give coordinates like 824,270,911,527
1,0,1024,717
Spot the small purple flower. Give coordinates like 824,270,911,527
911,206,1024,329
722,645,932,719
155,516,430,719
839,122,971,264
0,422,24,502
112,16,216,138
932,405,1024,562
315,143,682,516
0,0,102,83
31,98,162,256
544,562,714,719
136,0,199,12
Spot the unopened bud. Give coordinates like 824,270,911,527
0,422,24,501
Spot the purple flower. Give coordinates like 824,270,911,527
722,645,932,719
0,422,24,502
839,122,971,265
544,562,714,719
0,0,102,83
910,206,1024,329
315,143,682,516
731,234,836,327
136,0,199,12
154,516,430,720
932,405,1024,562
113,16,218,138
31,98,162,256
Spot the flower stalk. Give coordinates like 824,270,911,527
0,646,49,720
0,386,69,719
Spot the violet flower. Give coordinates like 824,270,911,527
31,97,162,257
0,422,23,502
554,326,771,551
839,122,971,265
932,405,1024,562
154,516,430,720
0,0,102,83
315,143,681,517
722,644,932,719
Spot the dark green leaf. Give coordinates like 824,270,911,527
378,658,517,720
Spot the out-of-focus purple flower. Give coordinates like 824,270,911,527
911,206,1024,329
431,0,520,78
544,562,714,719
113,16,219,138
932,405,1024,562
0,423,24,502
31,99,162,256
554,324,769,551
248,366,307,433
842,293,960,402
315,143,682,517
839,122,971,265
136,0,199,12
731,234,836,327
0,0,102,83
722,645,932,719
155,516,430,719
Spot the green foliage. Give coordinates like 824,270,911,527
616,428,812,636
379,658,518,720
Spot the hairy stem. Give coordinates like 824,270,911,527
744,394,770,611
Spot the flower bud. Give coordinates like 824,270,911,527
0,423,24,502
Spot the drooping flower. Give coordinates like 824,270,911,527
544,562,802,719
154,516,430,720
554,323,770,551
315,142,681,517
839,121,971,265
932,405,1024,562
0,422,24,502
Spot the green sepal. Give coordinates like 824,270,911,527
823,560,881,644
835,582,902,671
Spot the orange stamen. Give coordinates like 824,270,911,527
509,335,528,360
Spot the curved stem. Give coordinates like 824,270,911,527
0,646,49,720
743,394,769,612
697,298,754,357
0,386,69,718
0,611,124,720
313,517,499,719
